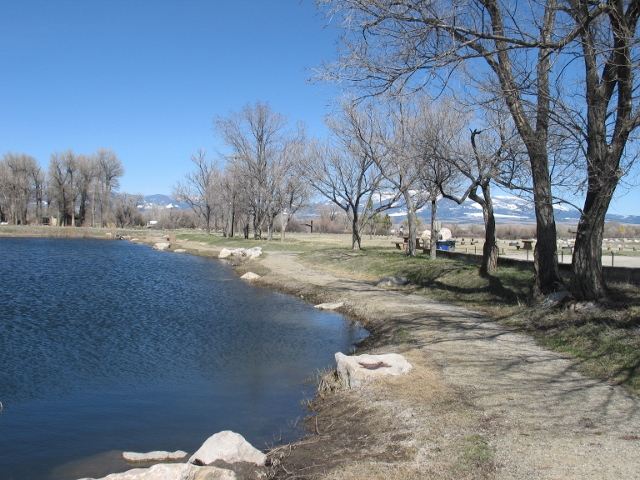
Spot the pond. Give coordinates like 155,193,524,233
0,238,365,479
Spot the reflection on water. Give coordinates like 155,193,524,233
0,238,366,480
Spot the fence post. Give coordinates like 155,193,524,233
612,251,614,267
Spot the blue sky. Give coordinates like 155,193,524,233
1,0,337,194
1,0,638,216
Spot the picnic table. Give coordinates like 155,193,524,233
392,236,422,250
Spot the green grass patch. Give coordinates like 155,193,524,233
454,434,497,478
300,246,534,318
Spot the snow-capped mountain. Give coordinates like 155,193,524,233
137,193,640,225
138,194,189,211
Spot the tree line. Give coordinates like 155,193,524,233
0,148,137,227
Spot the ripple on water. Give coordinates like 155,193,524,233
0,238,366,480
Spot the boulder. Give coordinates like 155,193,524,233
335,352,413,389
122,450,189,463
92,463,235,480
218,248,245,259
173,249,187,254
314,302,344,310
244,247,262,259
219,247,262,260
376,276,408,288
240,272,260,280
152,242,170,251
189,431,266,466
541,291,569,307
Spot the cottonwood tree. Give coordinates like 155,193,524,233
304,107,401,250
372,98,431,256
214,102,306,240
441,127,512,273
316,0,640,300
113,193,144,227
173,150,219,235
274,138,310,241
435,103,528,273
219,161,242,238
405,99,466,260
95,149,124,227
47,150,76,226
0,152,41,225
76,154,97,227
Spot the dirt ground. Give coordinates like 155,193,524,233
228,250,640,480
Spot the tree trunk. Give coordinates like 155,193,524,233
480,206,498,274
471,183,499,274
529,150,563,295
570,177,617,301
280,216,289,242
404,190,417,257
205,206,211,235
429,198,437,260
351,212,362,250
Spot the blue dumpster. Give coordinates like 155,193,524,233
436,240,456,251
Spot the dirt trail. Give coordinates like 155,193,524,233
249,251,640,479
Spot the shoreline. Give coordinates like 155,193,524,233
5,228,640,479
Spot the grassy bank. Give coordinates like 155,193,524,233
300,244,640,392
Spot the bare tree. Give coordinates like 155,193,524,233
214,102,306,240
0,153,42,225
315,0,640,298
304,119,401,250
369,98,429,256
113,193,144,227
274,138,310,241
173,150,219,234
95,148,124,227
76,154,97,227
47,151,76,226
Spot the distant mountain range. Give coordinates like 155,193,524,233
139,194,189,211
141,194,640,225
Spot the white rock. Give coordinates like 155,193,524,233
173,249,187,254
131,238,139,242
314,302,344,310
244,247,262,259
94,463,235,479
152,242,170,251
189,431,266,466
335,352,413,389
240,272,260,280
541,291,569,307
219,247,262,260
122,450,189,463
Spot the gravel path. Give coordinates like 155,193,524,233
256,251,640,479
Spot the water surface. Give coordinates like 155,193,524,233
0,238,365,479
